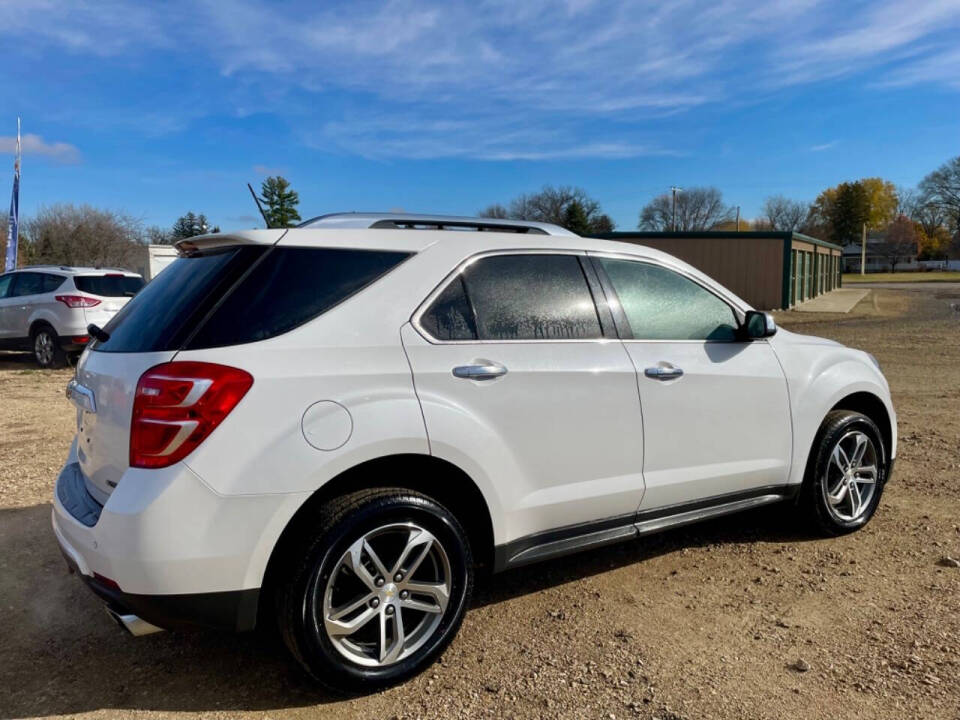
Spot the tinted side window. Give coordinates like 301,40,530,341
95,247,266,352
185,247,410,349
74,275,145,297
420,276,478,341
597,259,738,341
42,274,66,293
462,255,602,341
10,272,43,297
0,274,11,298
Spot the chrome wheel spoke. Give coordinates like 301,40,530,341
831,444,849,473
856,465,877,483
379,605,405,664
363,539,391,580
850,434,869,467
826,477,848,505
343,541,379,591
848,481,863,517
328,592,376,622
325,603,378,637
392,528,435,578
401,581,449,614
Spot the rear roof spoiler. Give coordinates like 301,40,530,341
174,229,288,254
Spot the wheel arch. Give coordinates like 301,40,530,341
829,391,893,462
257,453,494,626
28,317,56,338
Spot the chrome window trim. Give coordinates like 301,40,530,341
411,249,616,345
586,251,753,344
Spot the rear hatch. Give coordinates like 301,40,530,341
73,273,145,329
74,232,284,500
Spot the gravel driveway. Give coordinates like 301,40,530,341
1,287,958,720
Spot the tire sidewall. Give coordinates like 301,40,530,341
292,494,471,688
811,413,887,532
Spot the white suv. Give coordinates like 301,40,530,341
0,266,144,367
53,214,896,690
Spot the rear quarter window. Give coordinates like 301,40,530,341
184,247,410,349
95,246,266,352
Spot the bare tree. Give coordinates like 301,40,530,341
638,187,735,231
479,185,615,234
20,204,144,269
759,195,809,232
874,215,918,273
919,155,960,233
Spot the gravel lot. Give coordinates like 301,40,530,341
1,287,958,720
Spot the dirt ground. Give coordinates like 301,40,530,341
1,287,958,720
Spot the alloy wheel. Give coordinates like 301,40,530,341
34,331,55,367
822,430,878,522
318,522,452,667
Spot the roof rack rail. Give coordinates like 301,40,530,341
297,212,576,237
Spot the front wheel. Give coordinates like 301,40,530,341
278,488,473,691
799,410,888,535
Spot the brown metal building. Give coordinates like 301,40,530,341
591,231,843,310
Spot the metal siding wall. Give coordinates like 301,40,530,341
613,237,785,310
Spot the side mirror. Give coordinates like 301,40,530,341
743,310,777,339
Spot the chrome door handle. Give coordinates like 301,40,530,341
452,364,508,380
644,366,684,380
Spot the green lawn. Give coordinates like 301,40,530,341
843,271,960,283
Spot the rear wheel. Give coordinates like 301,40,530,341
32,326,67,369
800,410,887,535
278,488,473,691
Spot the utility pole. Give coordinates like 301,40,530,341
670,186,682,231
736,206,741,231
860,222,867,275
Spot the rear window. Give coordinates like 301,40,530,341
94,246,409,353
74,275,145,297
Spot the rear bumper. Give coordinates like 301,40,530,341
51,442,308,631
59,542,259,631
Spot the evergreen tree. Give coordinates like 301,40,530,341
259,176,301,228
170,212,218,240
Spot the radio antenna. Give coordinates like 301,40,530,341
247,183,271,228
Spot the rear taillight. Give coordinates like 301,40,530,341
130,362,253,469
56,294,101,308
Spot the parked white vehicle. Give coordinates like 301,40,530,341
0,266,145,367
53,214,896,690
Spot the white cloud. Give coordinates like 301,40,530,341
2,0,959,159
0,134,80,163
810,141,839,152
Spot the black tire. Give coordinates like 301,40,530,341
799,410,888,536
278,488,473,692
31,325,68,369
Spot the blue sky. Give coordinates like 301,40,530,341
1,0,959,231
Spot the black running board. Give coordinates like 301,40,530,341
494,487,792,572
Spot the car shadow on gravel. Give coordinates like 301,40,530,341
475,504,816,608
0,502,817,717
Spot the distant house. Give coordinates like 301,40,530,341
842,235,918,273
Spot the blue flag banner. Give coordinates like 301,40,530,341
4,118,20,272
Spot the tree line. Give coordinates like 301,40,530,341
5,156,959,271
8,176,301,269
